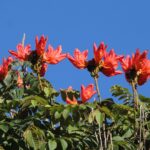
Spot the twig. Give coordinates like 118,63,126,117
22,33,26,47
103,117,107,149
131,81,139,109
99,125,103,150
94,77,102,103
110,132,113,150
139,105,142,149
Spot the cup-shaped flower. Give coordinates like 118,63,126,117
66,96,78,105
137,59,150,85
67,49,88,69
101,49,123,77
81,84,96,103
9,44,31,61
93,42,107,65
120,49,150,85
40,63,48,76
35,35,47,56
3,56,13,67
0,57,13,81
43,45,66,64
133,49,148,71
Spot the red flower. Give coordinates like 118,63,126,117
0,57,13,81
101,49,123,77
43,45,66,64
3,56,13,67
81,84,96,103
17,72,23,88
66,96,78,105
93,42,107,65
40,63,48,76
65,84,96,105
35,35,47,56
120,49,150,85
9,44,31,61
64,86,78,104
67,49,88,69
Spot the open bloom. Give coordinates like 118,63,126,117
40,63,48,76
93,42,107,65
65,84,96,104
101,49,123,76
81,84,97,103
0,57,13,81
120,49,150,85
137,59,150,85
9,44,31,61
43,45,66,64
35,35,47,56
67,49,88,69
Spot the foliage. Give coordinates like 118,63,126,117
0,35,150,150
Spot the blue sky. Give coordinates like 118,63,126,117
0,0,149,102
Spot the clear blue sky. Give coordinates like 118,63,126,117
0,0,149,102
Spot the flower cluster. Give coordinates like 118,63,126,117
120,49,150,85
9,35,67,77
0,35,149,105
63,84,96,104
67,42,123,77
0,57,13,81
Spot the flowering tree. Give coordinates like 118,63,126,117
0,35,150,150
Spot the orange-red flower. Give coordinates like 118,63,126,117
93,42,107,65
66,96,78,105
101,49,123,77
120,49,150,85
35,35,47,56
17,72,23,88
81,84,96,103
40,63,48,76
65,84,96,105
3,56,13,67
9,44,31,61
0,57,13,81
64,86,78,104
67,49,88,69
43,45,66,64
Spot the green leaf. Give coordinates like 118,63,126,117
88,111,94,123
113,104,133,112
23,125,46,150
47,131,55,138
21,95,48,109
139,94,150,103
23,128,37,149
54,111,61,119
0,123,9,132
62,108,70,119
60,88,80,102
110,85,132,104
67,125,78,134
60,139,68,150
44,87,51,97
48,140,57,150
31,100,38,107
100,106,114,119
113,136,124,141
122,129,133,138
0,97,4,104
94,109,103,126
